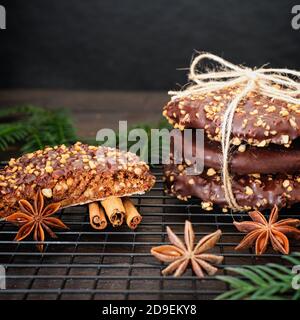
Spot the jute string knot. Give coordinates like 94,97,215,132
168,52,300,211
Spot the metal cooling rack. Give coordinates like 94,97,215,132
0,163,299,300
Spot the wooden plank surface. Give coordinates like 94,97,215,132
0,90,168,139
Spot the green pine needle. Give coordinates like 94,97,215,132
0,105,78,153
0,123,29,150
216,253,300,300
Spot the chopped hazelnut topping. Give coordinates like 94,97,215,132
134,167,142,175
257,140,267,147
266,105,276,112
279,109,289,117
207,168,216,176
238,145,246,152
42,188,53,198
45,166,53,174
281,135,289,144
289,117,297,129
282,180,290,188
177,164,184,172
188,178,195,185
232,137,241,146
89,161,96,169
201,201,213,211
249,109,258,115
245,186,254,195
8,159,16,166
242,119,248,128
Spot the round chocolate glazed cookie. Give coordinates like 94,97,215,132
164,163,300,212
163,86,300,147
170,130,300,175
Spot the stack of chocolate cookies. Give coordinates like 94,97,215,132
163,86,300,212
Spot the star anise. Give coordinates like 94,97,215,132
151,220,223,278
234,205,300,255
5,190,68,252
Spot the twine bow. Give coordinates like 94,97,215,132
169,52,300,211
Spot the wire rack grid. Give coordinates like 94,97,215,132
0,164,299,300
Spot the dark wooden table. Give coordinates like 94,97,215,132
0,90,168,138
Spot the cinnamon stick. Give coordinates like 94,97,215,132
122,197,142,230
101,196,125,227
88,202,107,230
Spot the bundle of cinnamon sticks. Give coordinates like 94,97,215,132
88,197,142,230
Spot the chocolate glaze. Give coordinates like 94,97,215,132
164,86,300,146
170,130,300,174
164,163,300,211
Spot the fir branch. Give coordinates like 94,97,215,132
0,105,78,153
0,123,29,150
216,253,300,300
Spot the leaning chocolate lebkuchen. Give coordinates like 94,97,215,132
0,142,155,217
163,85,300,212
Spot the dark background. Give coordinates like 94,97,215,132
1,0,300,90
